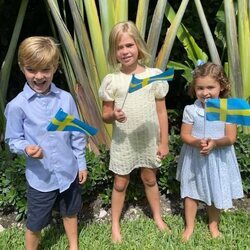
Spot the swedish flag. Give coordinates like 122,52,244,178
128,68,174,93
47,108,98,136
205,98,250,126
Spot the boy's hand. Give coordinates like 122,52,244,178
78,170,88,184
25,145,44,159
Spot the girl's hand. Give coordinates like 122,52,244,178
25,145,44,159
113,107,127,123
157,144,169,160
200,138,216,155
78,170,88,184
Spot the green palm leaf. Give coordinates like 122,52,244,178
47,0,110,146
238,0,250,99
194,0,220,64
83,0,108,81
135,0,150,39
156,0,190,70
147,0,168,67
224,0,243,97
0,0,29,135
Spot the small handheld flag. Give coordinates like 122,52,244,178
128,68,174,93
205,98,250,126
47,108,98,136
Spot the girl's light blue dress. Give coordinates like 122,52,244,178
176,100,244,209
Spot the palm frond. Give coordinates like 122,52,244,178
114,0,128,23
135,0,150,39
147,0,168,67
155,0,189,69
194,0,221,64
224,0,243,97
0,0,29,135
83,0,108,81
238,0,250,99
98,0,115,54
47,0,110,146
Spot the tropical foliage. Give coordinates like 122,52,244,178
0,0,250,149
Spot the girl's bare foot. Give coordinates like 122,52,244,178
209,226,221,238
155,219,172,233
111,227,122,244
182,228,193,242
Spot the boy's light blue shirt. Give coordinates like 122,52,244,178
4,82,87,193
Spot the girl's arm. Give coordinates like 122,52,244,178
156,98,169,158
213,123,237,146
181,123,203,148
102,101,127,124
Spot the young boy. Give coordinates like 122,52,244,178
4,36,87,250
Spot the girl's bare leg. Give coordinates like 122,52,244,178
207,204,221,238
111,174,130,243
141,168,170,232
183,197,199,241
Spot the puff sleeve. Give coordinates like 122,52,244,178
182,105,194,124
98,74,115,101
150,68,169,99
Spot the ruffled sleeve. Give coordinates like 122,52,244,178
98,74,115,101
150,68,169,99
182,105,194,124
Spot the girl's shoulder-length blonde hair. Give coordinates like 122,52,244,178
107,21,150,69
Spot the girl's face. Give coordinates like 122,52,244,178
116,33,139,70
194,76,223,104
22,65,56,94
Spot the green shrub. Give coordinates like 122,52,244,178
235,129,250,194
158,130,182,196
0,151,27,221
0,128,249,220
82,144,113,204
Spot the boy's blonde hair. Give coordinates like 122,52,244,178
107,21,150,69
189,62,231,98
18,36,59,70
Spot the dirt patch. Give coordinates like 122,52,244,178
1,195,249,230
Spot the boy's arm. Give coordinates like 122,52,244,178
4,104,30,155
156,98,169,159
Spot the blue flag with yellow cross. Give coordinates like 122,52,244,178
128,68,174,93
205,98,250,126
47,108,98,136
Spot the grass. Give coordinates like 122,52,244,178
0,210,249,250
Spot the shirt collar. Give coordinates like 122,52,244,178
23,82,60,100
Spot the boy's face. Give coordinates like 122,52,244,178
22,65,57,94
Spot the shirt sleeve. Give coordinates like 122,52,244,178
98,74,115,101
150,68,169,99
182,105,194,124
4,102,30,155
68,96,87,171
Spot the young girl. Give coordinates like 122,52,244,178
99,21,171,243
176,62,244,241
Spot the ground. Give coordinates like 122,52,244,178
0,194,249,230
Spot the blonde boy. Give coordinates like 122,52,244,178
5,36,87,250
